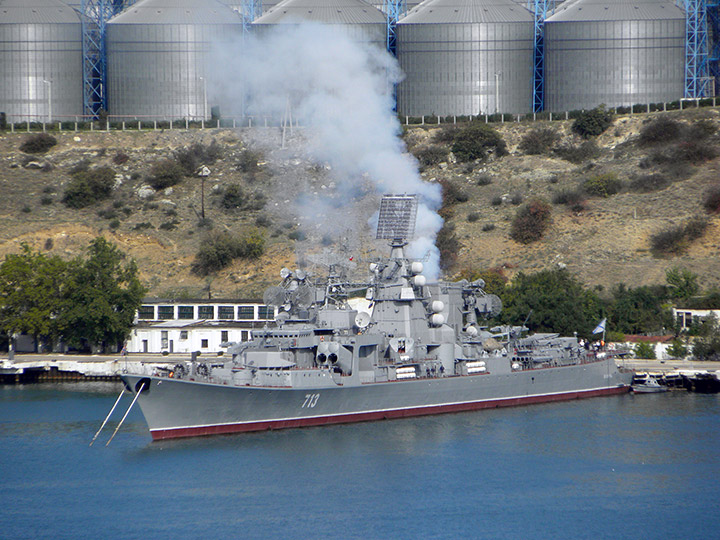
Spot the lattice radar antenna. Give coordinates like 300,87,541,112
376,194,418,242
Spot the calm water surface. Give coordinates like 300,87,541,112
0,383,718,539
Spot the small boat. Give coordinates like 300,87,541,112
631,375,668,393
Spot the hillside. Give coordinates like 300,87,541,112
1,108,719,299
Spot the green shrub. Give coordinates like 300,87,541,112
20,133,57,154
62,167,115,208
149,159,185,190
572,107,614,138
112,152,130,165
191,229,265,276
109,219,120,230
21,206,31,213
133,222,154,231
476,174,493,186
633,341,656,359
650,217,709,256
467,212,480,222
510,199,552,244
554,141,601,163
552,189,586,212
40,196,53,206
414,145,448,168
451,123,507,162
482,223,495,232
175,141,223,175
490,196,503,206
237,149,263,174
510,193,523,205
638,117,683,146
686,119,717,140
221,184,245,209
441,181,469,206
519,128,560,155
159,220,178,231
437,223,460,270
703,184,720,213
627,174,670,193
583,172,622,198
255,215,272,228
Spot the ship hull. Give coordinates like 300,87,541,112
122,358,632,440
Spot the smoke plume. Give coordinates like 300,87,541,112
210,23,444,279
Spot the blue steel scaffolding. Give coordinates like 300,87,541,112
708,0,720,94
241,0,262,33
684,0,712,98
81,0,132,118
384,0,406,56
528,1,554,113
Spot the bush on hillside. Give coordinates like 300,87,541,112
703,184,720,213
20,133,57,154
552,189,586,212
175,141,223,175
627,174,671,193
519,128,560,155
650,217,709,256
451,123,507,162
572,107,614,138
414,145,448,168
191,228,265,276
638,117,683,146
436,223,460,271
510,199,552,244
62,167,115,208
582,172,622,198
148,159,185,190
554,141,601,163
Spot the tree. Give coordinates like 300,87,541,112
0,245,67,350
633,341,656,359
572,106,614,138
57,237,145,351
451,123,507,162
501,268,603,337
609,284,672,335
665,267,699,301
666,339,688,359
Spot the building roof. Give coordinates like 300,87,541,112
141,298,264,304
109,0,242,25
400,0,533,25
547,0,683,23
622,335,675,344
0,0,81,24
254,0,386,25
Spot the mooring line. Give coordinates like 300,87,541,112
89,388,126,446
106,383,145,447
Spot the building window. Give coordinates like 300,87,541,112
138,305,155,319
201,339,209,348
241,330,249,341
157,306,174,320
221,330,229,342
161,331,168,349
218,306,234,320
178,306,194,319
258,305,274,320
237,306,255,320
198,306,214,319
180,331,188,340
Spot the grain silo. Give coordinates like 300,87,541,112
106,0,243,120
252,0,387,49
0,0,83,123
544,0,686,112
396,0,535,117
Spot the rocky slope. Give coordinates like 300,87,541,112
1,108,719,299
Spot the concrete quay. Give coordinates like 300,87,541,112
0,352,206,384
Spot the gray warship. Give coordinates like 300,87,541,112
120,195,632,440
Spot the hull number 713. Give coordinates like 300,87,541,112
302,394,320,408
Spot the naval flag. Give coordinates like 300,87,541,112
592,318,607,335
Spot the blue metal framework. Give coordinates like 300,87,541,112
708,0,720,94
384,0,406,56
81,0,132,117
241,0,262,34
684,0,711,98
528,1,553,113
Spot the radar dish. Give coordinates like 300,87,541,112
295,269,306,280
355,312,371,328
376,194,418,240
488,294,503,317
275,312,290,325
280,267,291,279
263,286,286,307
291,284,314,307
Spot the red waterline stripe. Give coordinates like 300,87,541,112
150,385,630,440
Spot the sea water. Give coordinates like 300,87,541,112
0,383,718,540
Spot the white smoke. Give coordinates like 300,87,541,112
209,23,444,280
